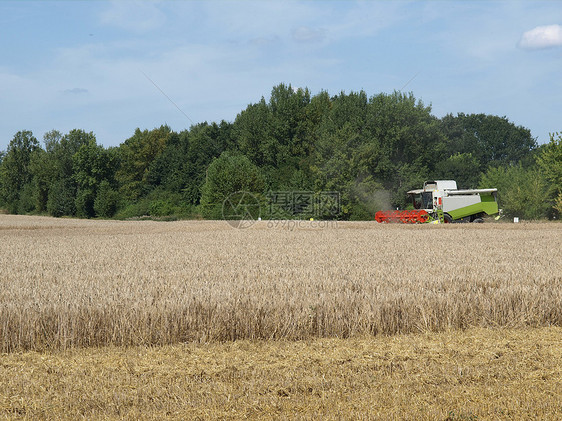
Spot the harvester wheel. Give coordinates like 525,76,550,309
443,214,453,224
472,217,484,223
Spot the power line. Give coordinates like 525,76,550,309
140,70,194,125
400,71,420,91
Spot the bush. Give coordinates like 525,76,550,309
47,180,76,217
75,188,96,218
113,191,196,220
17,182,36,214
480,165,549,219
554,194,562,217
94,181,119,218
149,199,176,217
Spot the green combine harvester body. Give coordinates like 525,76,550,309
375,180,499,223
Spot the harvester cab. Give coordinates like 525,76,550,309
375,180,499,224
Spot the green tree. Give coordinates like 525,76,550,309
57,129,96,178
441,113,536,171
393,163,430,210
434,152,481,188
43,129,62,154
17,182,37,214
537,132,562,217
480,165,549,219
313,121,364,219
116,125,172,201
233,98,274,168
366,91,445,176
0,151,4,209
0,130,40,213
311,91,375,218
73,139,112,191
29,139,59,213
554,194,562,216
47,179,76,217
40,129,97,217
94,180,119,218
73,138,115,218
74,188,95,218
176,122,233,204
312,90,443,214
200,151,265,219
234,84,317,191
268,84,312,170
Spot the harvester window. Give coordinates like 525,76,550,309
422,192,433,209
411,194,422,209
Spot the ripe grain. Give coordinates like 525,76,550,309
1,215,561,351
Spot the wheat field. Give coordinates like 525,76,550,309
1,215,561,352
1,215,562,419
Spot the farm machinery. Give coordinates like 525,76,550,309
375,180,499,224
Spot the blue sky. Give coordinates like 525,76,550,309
1,1,561,151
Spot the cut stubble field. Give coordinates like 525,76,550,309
1,328,561,419
1,215,561,419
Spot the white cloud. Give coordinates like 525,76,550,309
100,1,166,33
292,26,326,43
519,24,562,50
63,88,89,95
201,1,319,40
249,35,281,47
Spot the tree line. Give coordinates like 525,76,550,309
1,84,561,220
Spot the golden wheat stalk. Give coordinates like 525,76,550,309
1,215,561,351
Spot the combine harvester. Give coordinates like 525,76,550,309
375,180,499,224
